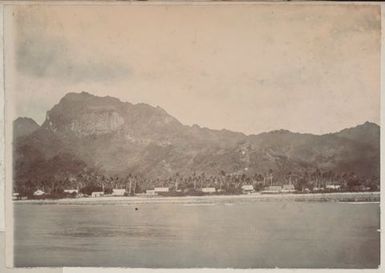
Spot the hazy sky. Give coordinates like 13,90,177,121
6,4,380,135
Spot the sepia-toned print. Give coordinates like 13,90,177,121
5,3,380,268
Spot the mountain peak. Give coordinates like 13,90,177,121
14,116,38,123
64,91,93,97
361,121,379,127
335,121,380,147
41,92,184,138
60,91,124,105
338,121,379,132
269,129,292,134
13,117,40,138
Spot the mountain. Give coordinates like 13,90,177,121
335,121,380,148
13,92,380,189
13,117,39,139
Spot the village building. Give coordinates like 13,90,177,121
241,185,255,194
201,187,216,193
33,189,45,196
325,184,341,190
91,191,104,198
154,187,169,193
281,184,296,193
112,189,126,196
261,185,282,194
12,193,20,200
64,189,78,194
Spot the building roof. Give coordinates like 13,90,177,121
154,187,169,192
202,187,216,192
326,185,341,189
242,185,254,190
33,190,45,196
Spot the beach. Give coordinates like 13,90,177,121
14,191,380,205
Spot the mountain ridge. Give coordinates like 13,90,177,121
13,92,380,191
33,91,379,137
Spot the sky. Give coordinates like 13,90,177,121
5,4,381,135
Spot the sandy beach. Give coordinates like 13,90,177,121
14,191,380,205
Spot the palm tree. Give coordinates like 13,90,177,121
268,169,273,186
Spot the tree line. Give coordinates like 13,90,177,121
14,166,379,198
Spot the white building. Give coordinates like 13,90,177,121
326,185,341,190
281,184,296,193
112,189,126,196
201,187,216,193
241,185,255,194
154,187,169,193
33,190,45,196
12,193,20,200
312,187,324,192
64,189,78,194
261,186,282,194
91,191,104,198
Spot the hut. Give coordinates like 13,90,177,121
281,184,296,193
112,189,126,196
91,191,104,198
64,189,78,194
201,187,216,194
241,185,255,194
33,189,45,196
154,187,169,193
261,186,282,194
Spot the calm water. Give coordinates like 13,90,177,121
14,199,380,268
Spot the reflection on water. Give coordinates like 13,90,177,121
14,199,380,268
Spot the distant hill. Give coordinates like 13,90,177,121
13,117,39,139
13,92,380,190
335,121,380,148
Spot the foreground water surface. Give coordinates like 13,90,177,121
14,199,380,268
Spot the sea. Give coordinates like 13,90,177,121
14,198,380,268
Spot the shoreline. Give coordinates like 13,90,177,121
13,191,380,205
